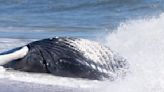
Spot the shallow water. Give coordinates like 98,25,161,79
0,0,164,39
0,0,164,92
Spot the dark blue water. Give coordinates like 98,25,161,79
0,0,164,39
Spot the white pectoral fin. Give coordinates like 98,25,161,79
0,54,14,65
0,46,29,65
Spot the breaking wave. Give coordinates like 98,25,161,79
102,13,164,92
1,13,164,91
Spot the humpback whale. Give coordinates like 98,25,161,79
0,37,129,80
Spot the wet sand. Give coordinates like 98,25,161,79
0,79,95,92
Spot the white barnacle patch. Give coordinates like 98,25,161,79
39,60,43,64
59,59,63,62
84,62,90,67
64,38,114,65
0,46,29,65
49,38,53,40
61,38,118,73
46,63,49,66
90,64,96,70
97,66,103,73
60,38,129,79
102,68,108,74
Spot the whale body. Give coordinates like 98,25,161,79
0,37,129,80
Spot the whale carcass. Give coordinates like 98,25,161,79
0,37,129,80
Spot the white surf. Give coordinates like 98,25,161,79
100,13,164,92
0,13,164,92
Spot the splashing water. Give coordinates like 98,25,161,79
1,13,164,91
101,13,164,92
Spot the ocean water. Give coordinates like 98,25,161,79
0,0,164,92
0,0,163,39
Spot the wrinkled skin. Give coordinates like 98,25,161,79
2,37,129,80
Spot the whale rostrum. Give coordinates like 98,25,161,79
0,37,129,80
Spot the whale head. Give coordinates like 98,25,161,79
0,46,46,72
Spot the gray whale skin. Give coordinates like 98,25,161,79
1,37,129,80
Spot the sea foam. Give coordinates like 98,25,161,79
100,13,164,92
